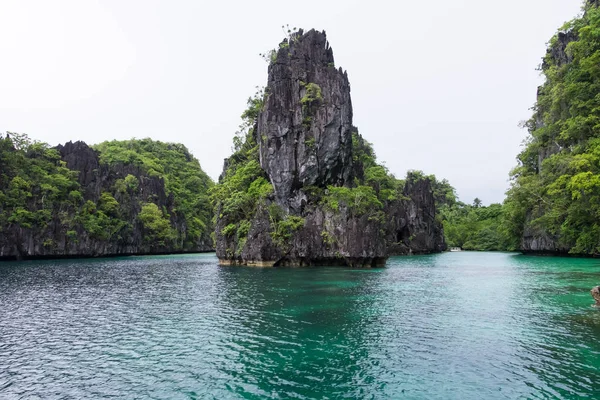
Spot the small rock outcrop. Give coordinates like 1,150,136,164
543,30,578,70
521,226,569,255
592,286,600,306
214,30,445,267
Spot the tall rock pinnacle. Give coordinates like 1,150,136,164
214,28,446,267
258,29,353,210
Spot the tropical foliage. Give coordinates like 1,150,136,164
504,2,600,254
209,93,274,249
441,201,514,251
0,133,213,251
0,133,81,234
93,138,213,248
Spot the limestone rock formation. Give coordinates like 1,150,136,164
214,29,445,267
0,139,213,259
258,30,353,210
592,286,600,306
385,175,447,256
516,0,600,255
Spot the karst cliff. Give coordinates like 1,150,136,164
505,0,600,255
213,29,446,267
0,137,213,259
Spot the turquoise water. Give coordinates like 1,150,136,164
1,252,599,399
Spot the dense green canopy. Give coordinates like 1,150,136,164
0,134,213,253
94,138,213,248
0,133,80,235
504,2,600,254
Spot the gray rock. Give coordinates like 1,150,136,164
385,176,446,255
258,29,353,211
592,286,600,306
216,30,445,267
543,30,578,70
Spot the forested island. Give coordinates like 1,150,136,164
503,0,600,255
0,136,213,259
427,0,600,256
0,30,448,263
439,0,600,256
212,29,446,267
3,0,600,260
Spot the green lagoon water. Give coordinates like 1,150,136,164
1,252,599,399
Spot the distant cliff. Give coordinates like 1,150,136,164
504,0,600,255
0,135,213,259
385,173,447,256
212,29,445,267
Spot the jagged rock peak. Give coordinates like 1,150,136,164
214,29,446,267
278,29,335,68
55,141,100,188
258,28,354,210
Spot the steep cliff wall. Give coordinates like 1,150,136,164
0,137,213,259
214,29,445,267
258,30,353,211
385,175,446,255
505,0,600,255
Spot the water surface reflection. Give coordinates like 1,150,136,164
1,252,599,399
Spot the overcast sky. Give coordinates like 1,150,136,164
0,0,584,204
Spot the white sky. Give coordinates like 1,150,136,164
0,0,584,204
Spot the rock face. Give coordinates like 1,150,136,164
521,227,569,255
591,286,600,306
215,29,445,267
0,140,213,260
258,30,353,211
543,30,578,69
385,176,447,256
517,1,597,255
217,200,388,267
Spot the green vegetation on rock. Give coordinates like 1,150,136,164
313,132,401,224
0,133,213,256
210,93,274,246
300,83,323,106
138,202,175,246
270,212,305,249
351,132,403,203
504,1,600,254
93,138,213,249
321,185,382,215
0,133,80,233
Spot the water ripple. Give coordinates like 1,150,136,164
1,252,600,399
